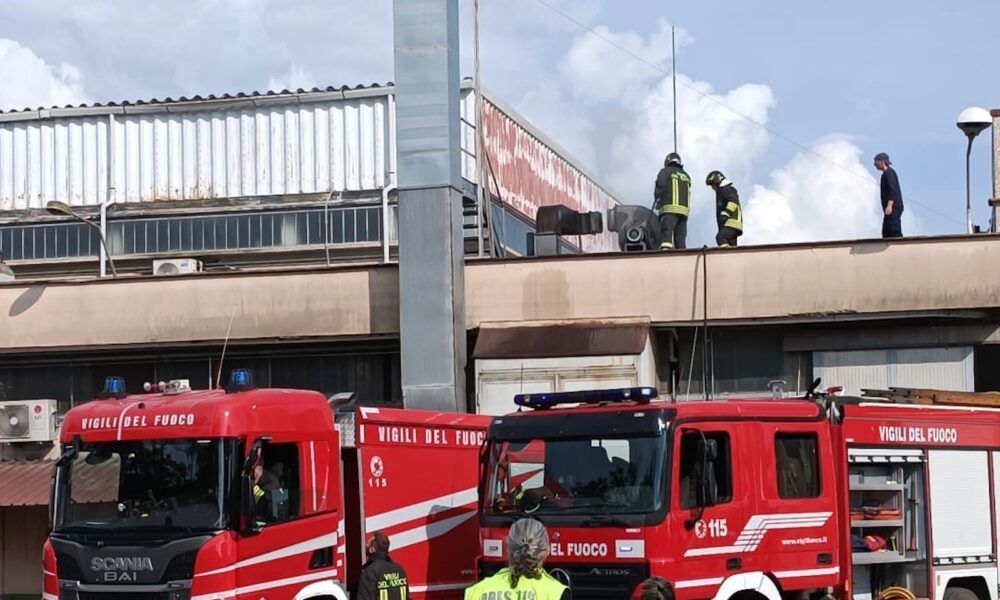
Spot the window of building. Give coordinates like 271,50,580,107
0,205,383,261
668,327,812,398
775,433,820,499
678,430,733,509
254,443,301,524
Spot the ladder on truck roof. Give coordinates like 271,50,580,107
860,387,1000,409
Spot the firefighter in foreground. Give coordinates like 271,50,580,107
653,152,692,249
464,518,570,600
357,531,409,600
637,577,675,600
706,170,743,247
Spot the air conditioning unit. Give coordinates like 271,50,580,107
0,400,58,443
153,258,203,276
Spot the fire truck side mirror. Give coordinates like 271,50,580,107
695,438,719,508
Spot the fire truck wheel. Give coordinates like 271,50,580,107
944,587,981,600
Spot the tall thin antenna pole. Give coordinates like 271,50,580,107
672,24,678,154
215,304,239,389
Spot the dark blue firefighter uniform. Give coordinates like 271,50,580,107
880,166,904,238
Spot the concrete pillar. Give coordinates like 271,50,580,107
393,0,467,411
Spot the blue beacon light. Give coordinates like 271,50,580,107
514,387,658,410
226,369,255,393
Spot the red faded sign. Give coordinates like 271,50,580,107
484,101,619,252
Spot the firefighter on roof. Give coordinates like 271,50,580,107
706,170,743,247
357,531,410,600
464,518,570,600
653,152,692,249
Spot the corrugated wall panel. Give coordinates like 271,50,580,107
813,346,974,396
813,349,890,397
0,88,620,252
0,95,393,209
889,347,974,391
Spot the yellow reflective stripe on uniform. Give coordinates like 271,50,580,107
465,568,567,600
725,202,743,231
659,172,690,217
253,485,265,501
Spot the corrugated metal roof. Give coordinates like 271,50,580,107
0,80,623,252
0,83,393,117
0,459,117,506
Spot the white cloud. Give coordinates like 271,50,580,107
743,138,882,244
607,74,775,236
517,17,923,246
516,81,598,168
0,39,88,110
558,19,684,102
267,64,318,93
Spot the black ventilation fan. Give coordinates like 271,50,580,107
0,405,30,438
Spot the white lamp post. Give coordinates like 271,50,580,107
957,107,992,235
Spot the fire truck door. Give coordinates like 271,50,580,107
752,423,839,590
669,425,749,595
237,440,338,600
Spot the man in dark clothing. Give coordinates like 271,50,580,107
874,152,903,238
358,531,409,600
706,170,743,247
653,152,691,249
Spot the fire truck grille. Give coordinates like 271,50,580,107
480,561,649,599
161,550,198,581
56,553,84,580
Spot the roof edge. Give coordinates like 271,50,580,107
0,83,394,121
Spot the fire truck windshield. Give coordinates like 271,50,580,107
53,439,235,536
485,434,665,518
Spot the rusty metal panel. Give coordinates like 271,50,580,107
473,319,649,359
0,95,393,210
476,94,620,252
0,117,110,209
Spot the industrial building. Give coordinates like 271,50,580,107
0,78,624,596
0,22,998,600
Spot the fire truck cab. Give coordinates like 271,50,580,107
43,371,489,600
479,386,1000,600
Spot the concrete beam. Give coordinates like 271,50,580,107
464,236,1000,326
0,265,399,353
3,235,1000,354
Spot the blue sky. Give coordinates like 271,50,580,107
1,0,996,244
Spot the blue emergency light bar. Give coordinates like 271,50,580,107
225,368,256,393
514,387,658,410
98,376,127,399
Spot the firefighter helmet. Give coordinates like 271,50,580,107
705,170,725,186
665,152,682,167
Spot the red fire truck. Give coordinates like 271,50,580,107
480,386,1000,600
42,370,489,600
